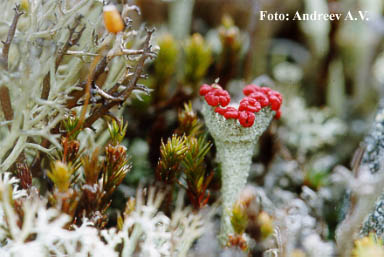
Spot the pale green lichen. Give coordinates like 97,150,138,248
0,0,153,171
201,101,274,243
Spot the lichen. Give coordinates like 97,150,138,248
201,93,275,243
354,101,384,237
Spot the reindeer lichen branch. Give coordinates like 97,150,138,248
41,16,85,100
64,50,100,57
93,84,124,102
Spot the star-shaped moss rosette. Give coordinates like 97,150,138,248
200,83,282,244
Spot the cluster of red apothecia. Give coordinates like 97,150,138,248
200,84,282,127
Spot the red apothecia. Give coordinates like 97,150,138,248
200,83,282,127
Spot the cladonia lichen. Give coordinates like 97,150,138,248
200,83,281,243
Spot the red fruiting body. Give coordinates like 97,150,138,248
225,107,237,112
268,95,281,111
205,93,219,106
260,87,271,94
239,111,255,127
218,90,230,106
204,88,230,107
249,92,269,107
223,107,239,119
219,96,229,106
243,87,253,96
249,102,261,113
245,97,257,106
200,83,283,127
243,84,260,96
239,97,261,113
215,107,227,115
268,90,282,102
238,103,247,112
200,84,212,96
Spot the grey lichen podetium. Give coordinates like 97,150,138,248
201,101,274,243
361,101,384,237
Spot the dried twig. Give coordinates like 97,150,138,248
65,38,155,108
55,16,85,69
121,28,155,99
1,5,24,70
66,57,107,109
82,28,155,128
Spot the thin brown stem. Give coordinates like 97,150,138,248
70,54,101,136
41,75,51,100
121,28,155,99
1,5,24,70
66,57,107,109
0,85,27,171
0,86,14,130
55,16,85,70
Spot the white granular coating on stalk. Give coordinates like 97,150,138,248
201,102,274,241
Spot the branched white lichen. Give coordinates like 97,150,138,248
120,187,172,257
0,174,205,257
0,172,116,256
0,0,93,170
119,187,205,257
169,192,205,256
0,172,27,242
